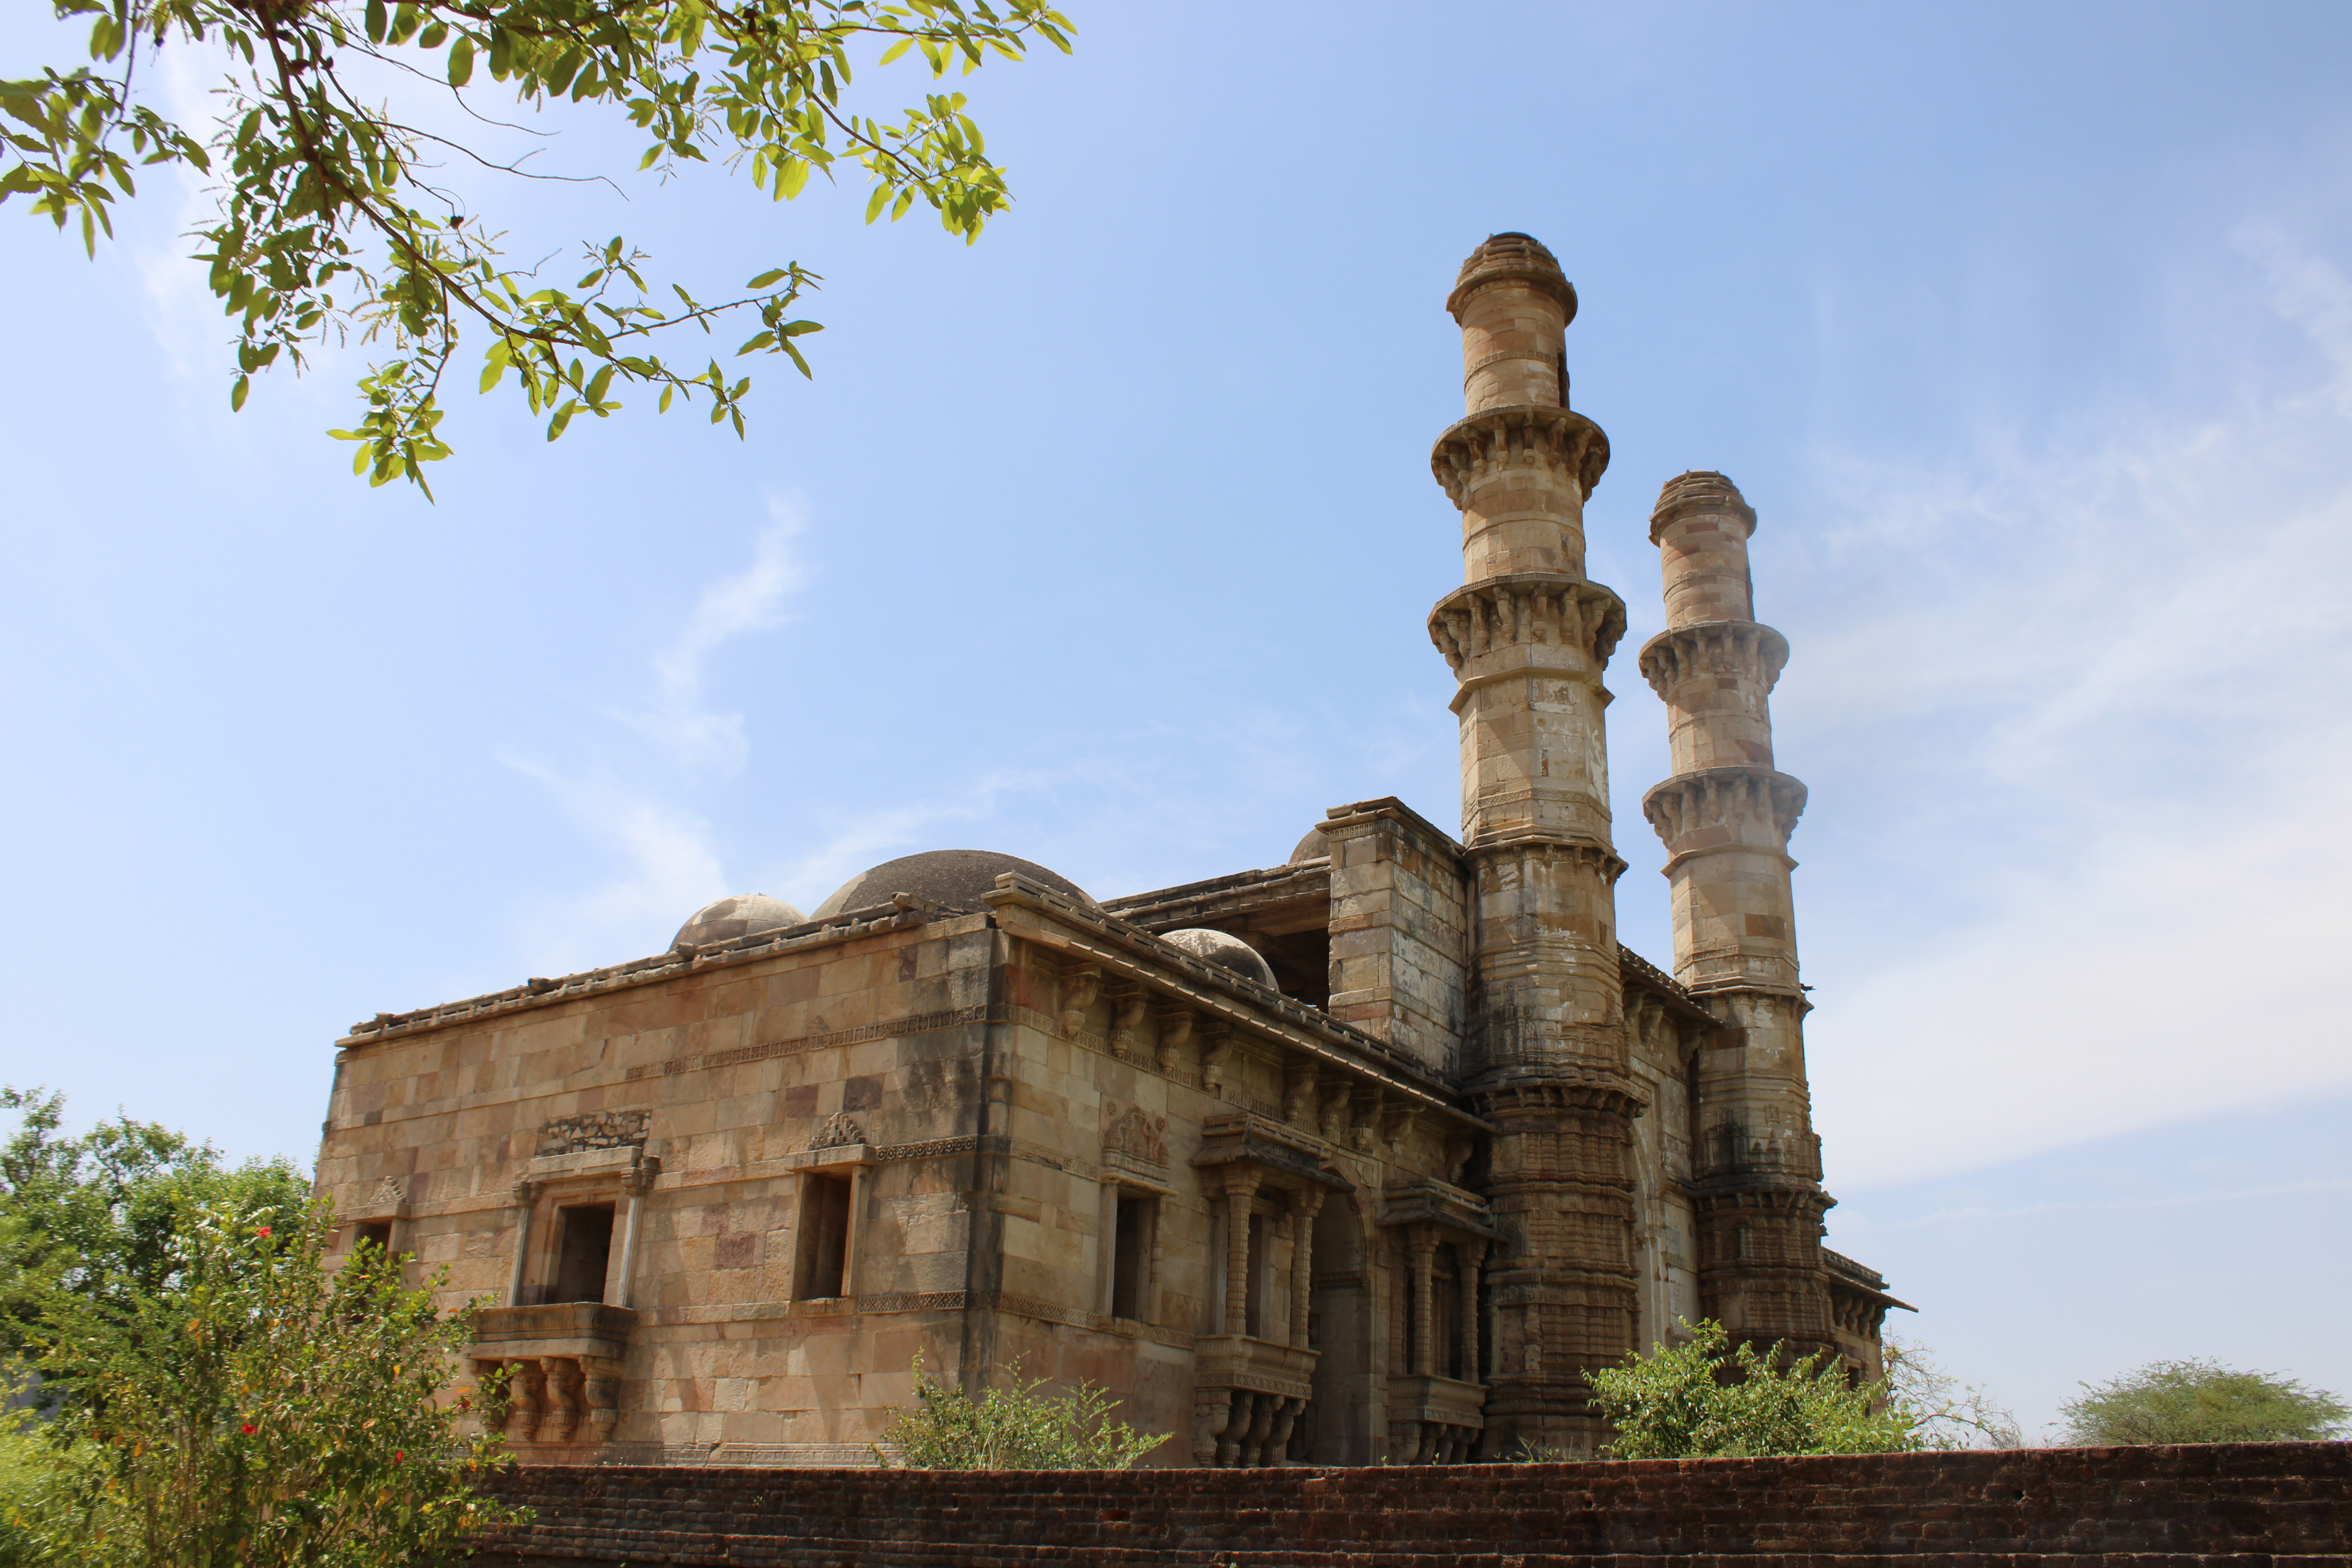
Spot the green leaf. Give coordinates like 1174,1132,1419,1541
746,268,789,289
365,0,387,44
230,375,250,412
879,38,914,64
864,185,890,223
447,36,475,87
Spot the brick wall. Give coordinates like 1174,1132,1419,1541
471,1442,2351,1567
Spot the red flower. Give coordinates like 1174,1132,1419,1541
394,1450,405,1463
254,1226,272,1238
240,1423,257,1436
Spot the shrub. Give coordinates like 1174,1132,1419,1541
2058,1358,2349,1446
1588,1317,1919,1459
878,1354,1167,1470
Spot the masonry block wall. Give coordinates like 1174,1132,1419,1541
470,1442,2352,1568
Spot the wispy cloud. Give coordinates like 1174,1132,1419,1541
501,758,729,974
1799,229,2352,1189
620,494,809,773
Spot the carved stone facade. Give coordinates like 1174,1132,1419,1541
314,232,1902,1465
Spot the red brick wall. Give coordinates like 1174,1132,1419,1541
472,1442,2350,1567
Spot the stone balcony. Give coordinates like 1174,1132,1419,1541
1191,1335,1319,1466
465,1303,637,1452
1386,1372,1486,1463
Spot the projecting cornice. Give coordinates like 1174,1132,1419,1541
1641,766,1809,852
1637,620,1790,701
1430,405,1610,508
1428,573,1627,675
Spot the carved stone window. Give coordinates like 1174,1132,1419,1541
352,1219,394,1256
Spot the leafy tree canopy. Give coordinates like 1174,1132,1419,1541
0,1087,307,1384
878,1352,1166,1469
1586,1318,1920,1460
2,0,1073,495
2058,1358,2349,1447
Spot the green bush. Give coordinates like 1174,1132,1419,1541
878,1354,1167,1470
2058,1359,2348,1446
1587,1318,1919,1459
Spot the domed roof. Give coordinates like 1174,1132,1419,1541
1161,927,1279,992
1288,825,1330,865
810,849,1096,920
672,893,806,950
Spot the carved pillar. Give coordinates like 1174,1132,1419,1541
1289,1187,1326,1350
1057,961,1102,1036
1222,1171,1260,1337
612,1158,657,1310
1640,471,1834,1363
1408,1226,1438,1377
1199,1019,1232,1098
1432,232,1641,1452
1459,1239,1486,1384
505,1179,541,1306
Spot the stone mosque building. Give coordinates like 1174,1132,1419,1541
316,232,1909,1466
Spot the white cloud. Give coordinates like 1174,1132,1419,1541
1801,228,2352,1190
501,758,729,975
618,494,808,773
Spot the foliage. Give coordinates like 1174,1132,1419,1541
20,1196,522,1566
2057,1358,2350,1446
1588,1318,1920,1460
0,1087,308,1385
877,1352,1166,1470
1881,1335,2023,1450
2,0,1073,495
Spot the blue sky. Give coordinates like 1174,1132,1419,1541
3,1,2348,1436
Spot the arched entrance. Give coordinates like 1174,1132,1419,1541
1292,1194,1374,1464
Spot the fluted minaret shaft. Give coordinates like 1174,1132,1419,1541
1431,234,1640,1456
1640,472,1832,1359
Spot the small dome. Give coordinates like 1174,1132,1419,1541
1288,825,1330,865
672,893,806,949
1162,928,1279,992
1448,230,1577,322
810,849,1096,920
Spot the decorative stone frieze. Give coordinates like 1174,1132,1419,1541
1429,405,1610,508
1427,573,1627,672
1641,766,1808,849
1636,620,1789,700
535,1110,650,1157
808,1113,866,1151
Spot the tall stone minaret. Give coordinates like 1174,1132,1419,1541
1638,472,1834,1359
1427,234,1641,1454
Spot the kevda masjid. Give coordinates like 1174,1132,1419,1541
316,232,1911,1467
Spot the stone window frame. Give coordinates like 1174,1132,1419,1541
777,1142,877,1307
1095,1170,1174,1330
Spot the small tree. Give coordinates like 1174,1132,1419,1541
1587,1318,1919,1460
1881,1336,2023,1450
2058,1359,2349,1446
19,1195,522,1566
878,1353,1165,1470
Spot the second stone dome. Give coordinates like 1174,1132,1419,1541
810,849,1096,919
672,893,806,949
1161,927,1279,992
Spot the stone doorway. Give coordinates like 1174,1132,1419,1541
1294,1197,1373,1464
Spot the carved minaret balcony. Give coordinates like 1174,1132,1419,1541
1432,232,1641,1457
1641,470,1833,1361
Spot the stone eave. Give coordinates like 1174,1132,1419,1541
982,874,1485,1133
1617,944,1723,1030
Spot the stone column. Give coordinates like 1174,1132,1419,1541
1459,1240,1486,1383
613,1160,656,1309
1289,1188,1325,1349
1408,1227,1438,1377
1429,232,1642,1452
1638,471,1833,1361
1222,1172,1259,1338
505,1179,541,1306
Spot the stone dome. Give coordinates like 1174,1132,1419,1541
1161,927,1279,992
671,893,806,950
1288,825,1330,865
810,849,1096,920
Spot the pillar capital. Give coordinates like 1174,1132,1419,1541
1446,231,1577,323
1430,405,1610,514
